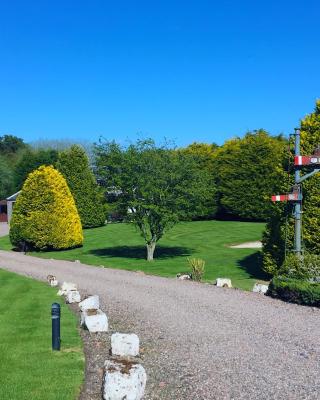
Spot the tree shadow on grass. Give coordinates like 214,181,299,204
237,252,271,281
89,245,193,260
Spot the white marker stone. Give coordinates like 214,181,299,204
79,295,100,311
81,309,108,332
111,333,140,357
58,281,77,295
66,290,81,303
103,360,146,400
216,278,232,288
176,273,191,280
252,283,269,294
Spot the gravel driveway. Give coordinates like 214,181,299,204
0,250,319,400
0,223,9,237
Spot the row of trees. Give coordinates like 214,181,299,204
92,130,286,260
95,130,287,224
2,128,288,258
2,130,286,223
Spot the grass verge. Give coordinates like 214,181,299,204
0,269,84,400
0,220,267,290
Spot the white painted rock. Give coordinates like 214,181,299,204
50,279,59,287
66,290,81,303
103,360,146,400
58,281,77,295
81,309,108,332
252,283,269,294
111,333,140,357
176,273,191,280
216,278,232,288
79,295,100,311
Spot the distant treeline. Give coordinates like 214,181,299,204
0,131,286,223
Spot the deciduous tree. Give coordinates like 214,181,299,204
95,139,216,261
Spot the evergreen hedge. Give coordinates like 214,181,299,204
267,276,320,307
262,100,320,275
213,130,286,221
10,165,83,250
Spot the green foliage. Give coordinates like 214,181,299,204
267,276,320,307
178,142,218,219
262,100,320,274
214,130,286,220
187,257,205,281
95,139,217,260
10,165,83,250
0,135,29,197
57,145,106,228
0,134,27,155
0,156,14,199
14,148,59,190
261,203,288,275
278,253,320,281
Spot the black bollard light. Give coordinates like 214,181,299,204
51,303,61,351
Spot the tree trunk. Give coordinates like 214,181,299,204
146,242,156,261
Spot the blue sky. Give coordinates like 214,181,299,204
0,0,319,146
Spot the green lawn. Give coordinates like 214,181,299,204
0,220,267,290
0,269,84,400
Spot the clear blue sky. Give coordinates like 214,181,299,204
0,0,319,146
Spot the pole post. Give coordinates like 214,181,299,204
51,303,61,351
294,128,302,256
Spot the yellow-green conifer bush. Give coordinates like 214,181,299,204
10,165,83,250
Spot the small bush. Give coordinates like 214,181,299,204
188,258,205,281
278,253,320,281
267,276,320,307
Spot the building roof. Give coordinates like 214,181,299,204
6,191,21,201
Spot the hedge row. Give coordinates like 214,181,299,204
267,276,320,307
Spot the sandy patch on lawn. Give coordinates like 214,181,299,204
229,241,262,249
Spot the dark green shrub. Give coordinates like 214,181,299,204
278,253,320,281
267,276,320,307
57,145,106,228
213,130,286,221
262,100,320,274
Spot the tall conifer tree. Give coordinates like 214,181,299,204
57,145,105,228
